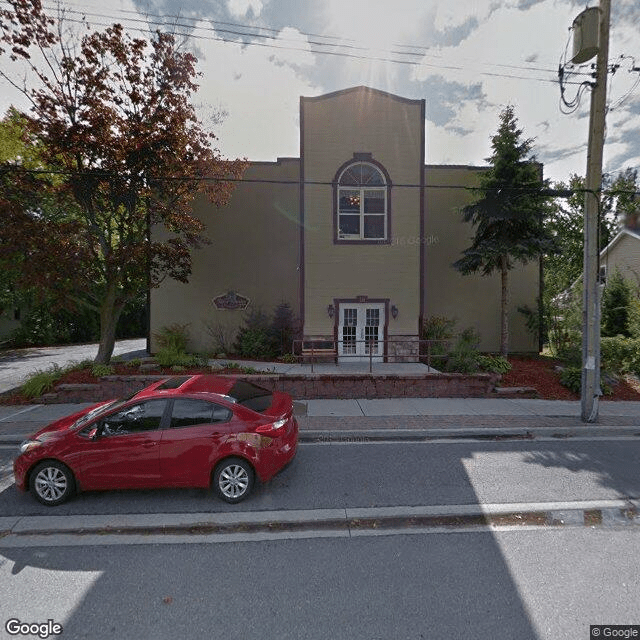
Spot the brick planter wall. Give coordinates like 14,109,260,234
38,372,500,403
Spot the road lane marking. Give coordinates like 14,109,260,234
299,435,640,445
0,405,41,422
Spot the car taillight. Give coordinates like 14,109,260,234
255,418,287,435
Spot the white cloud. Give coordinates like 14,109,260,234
409,2,599,181
227,0,263,18
268,27,315,68
433,2,489,31
194,23,318,160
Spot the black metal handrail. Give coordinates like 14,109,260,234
293,338,450,373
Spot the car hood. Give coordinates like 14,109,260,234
30,402,111,440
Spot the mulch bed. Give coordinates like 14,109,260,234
3,357,640,404
499,356,640,401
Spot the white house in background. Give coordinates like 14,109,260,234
599,227,640,291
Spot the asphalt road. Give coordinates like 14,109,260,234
2,438,640,516
0,528,638,640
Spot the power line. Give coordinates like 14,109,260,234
3,165,637,196
44,0,571,76
4,0,587,86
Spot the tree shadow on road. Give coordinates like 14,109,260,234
520,440,640,499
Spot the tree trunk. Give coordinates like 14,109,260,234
95,284,124,364
500,255,509,358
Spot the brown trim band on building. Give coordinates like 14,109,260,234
419,97,426,337
299,98,306,333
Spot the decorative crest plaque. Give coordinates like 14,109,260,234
213,291,250,310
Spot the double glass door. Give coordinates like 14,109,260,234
337,303,385,363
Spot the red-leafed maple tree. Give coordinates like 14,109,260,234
0,1,246,362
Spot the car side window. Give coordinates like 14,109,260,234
100,400,167,437
170,399,232,429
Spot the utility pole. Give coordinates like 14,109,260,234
581,0,610,422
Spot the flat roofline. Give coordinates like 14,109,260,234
249,157,300,167
424,164,491,170
301,85,424,107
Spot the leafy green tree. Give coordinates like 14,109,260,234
543,174,617,299
453,106,553,356
0,1,246,362
601,269,632,337
604,167,639,231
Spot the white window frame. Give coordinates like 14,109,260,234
337,162,388,241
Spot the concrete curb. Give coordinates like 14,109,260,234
299,425,640,441
0,499,638,547
2,425,640,446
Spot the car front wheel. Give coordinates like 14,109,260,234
30,461,75,506
213,457,254,503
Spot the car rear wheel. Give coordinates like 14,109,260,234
213,457,254,503
29,461,75,506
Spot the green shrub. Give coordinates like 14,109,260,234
155,349,204,368
600,336,640,375
601,270,633,337
421,316,456,365
10,303,100,347
21,365,63,399
556,341,582,367
154,324,190,353
232,303,301,360
171,365,186,372
240,366,260,374
445,328,480,374
234,308,276,359
235,328,275,359
125,358,142,368
477,354,512,374
91,364,115,378
560,365,613,395
63,359,93,373
272,302,302,356
559,366,581,394
628,298,640,339
280,353,297,364
544,292,582,358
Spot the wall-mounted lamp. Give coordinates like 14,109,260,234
327,304,335,319
391,304,399,319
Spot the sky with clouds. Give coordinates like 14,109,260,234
2,0,639,183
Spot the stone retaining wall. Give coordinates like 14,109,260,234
38,372,500,403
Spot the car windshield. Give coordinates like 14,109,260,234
72,391,139,428
227,380,273,412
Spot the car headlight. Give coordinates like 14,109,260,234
271,418,287,430
19,440,42,454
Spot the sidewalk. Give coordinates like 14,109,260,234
0,338,147,394
1,398,639,444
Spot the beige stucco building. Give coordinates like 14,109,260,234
151,86,540,358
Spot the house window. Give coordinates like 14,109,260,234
337,162,388,241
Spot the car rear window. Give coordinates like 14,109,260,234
227,380,273,412
157,376,191,390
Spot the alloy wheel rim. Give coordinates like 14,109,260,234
34,467,67,502
219,465,249,498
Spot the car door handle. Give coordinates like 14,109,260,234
142,442,158,448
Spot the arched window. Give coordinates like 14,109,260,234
336,161,389,241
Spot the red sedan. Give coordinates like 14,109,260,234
14,375,298,506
